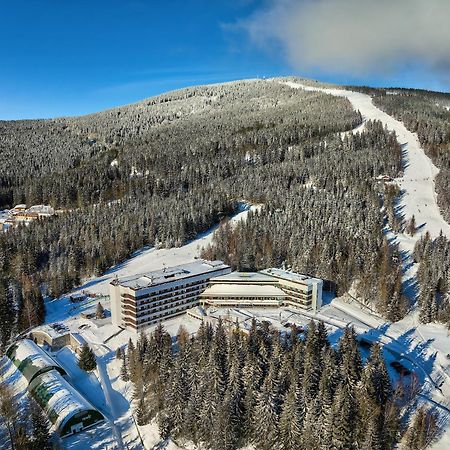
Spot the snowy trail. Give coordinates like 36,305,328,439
95,350,125,450
282,80,450,247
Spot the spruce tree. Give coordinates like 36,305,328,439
78,343,97,371
30,400,52,450
95,301,105,319
253,364,281,450
120,355,129,381
279,381,304,450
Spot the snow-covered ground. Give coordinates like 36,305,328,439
25,203,259,448
281,80,450,247
278,80,450,448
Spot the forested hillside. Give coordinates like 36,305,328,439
0,79,366,349
203,120,406,320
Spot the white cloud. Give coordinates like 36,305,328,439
244,0,450,81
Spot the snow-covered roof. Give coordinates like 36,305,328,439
200,283,288,298
260,268,322,287
28,369,104,433
32,323,69,340
210,271,275,283
27,204,55,215
114,259,230,290
6,339,66,383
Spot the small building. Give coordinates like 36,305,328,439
29,324,71,350
6,339,67,384
69,333,87,356
14,211,39,222
27,204,55,218
28,369,104,437
70,293,87,303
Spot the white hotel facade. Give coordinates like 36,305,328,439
110,260,231,331
110,260,323,332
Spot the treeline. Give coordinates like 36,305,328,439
203,120,407,321
120,321,438,450
414,233,450,324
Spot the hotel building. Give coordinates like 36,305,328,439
110,260,231,330
200,268,323,311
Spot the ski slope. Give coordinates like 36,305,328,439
282,80,450,246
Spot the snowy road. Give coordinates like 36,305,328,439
282,80,450,246
95,347,125,450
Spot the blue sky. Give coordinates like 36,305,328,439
1,0,448,119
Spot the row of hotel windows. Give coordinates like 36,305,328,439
125,282,208,304
202,296,312,306
203,296,285,302
134,279,208,300
132,291,200,313
122,297,198,321
281,285,312,296
134,301,196,327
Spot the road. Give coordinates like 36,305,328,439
93,344,125,450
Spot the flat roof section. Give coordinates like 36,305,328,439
200,283,288,298
113,259,230,290
260,268,322,286
210,271,276,283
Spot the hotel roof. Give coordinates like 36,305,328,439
210,271,276,283
260,268,322,286
200,283,288,298
112,259,230,290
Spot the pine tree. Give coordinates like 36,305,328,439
361,412,383,450
253,364,281,450
404,406,439,450
0,281,14,351
78,343,97,371
95,301,105,319
332,384,357,450
120,355,129,381
279,381,304,450
407,215,416,236
30,400,52,450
